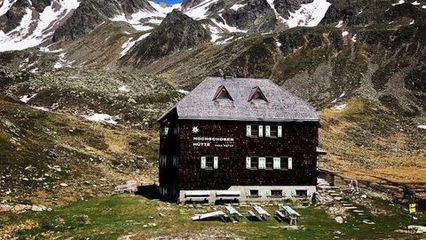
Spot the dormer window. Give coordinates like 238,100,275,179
248,86,267,102
213,85,233,101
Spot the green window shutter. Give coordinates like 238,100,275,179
277,126,282,138
258,125,263,137
259,157,266,169
288,157,293,170
265,125,271,137
246,157,251,169
213,156,219,169
246,125,251,137
273,157,281,169
201,156,206,169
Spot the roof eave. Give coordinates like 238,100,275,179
178,116,320,122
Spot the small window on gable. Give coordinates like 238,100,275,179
213,85,233,101
248,86,268,102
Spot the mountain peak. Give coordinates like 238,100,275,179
122,9,211,66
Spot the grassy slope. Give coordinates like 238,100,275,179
319,98,426,197
0,194,424,239
0,97,159,205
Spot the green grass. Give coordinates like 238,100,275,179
1,195,424,239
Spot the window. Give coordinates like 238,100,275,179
280,157,288,169
161,127,169,135
252,125,259,136
201,156,218,170
296,190,307,197
273,157,281,170
160,155,166,166
246,125,263,137
173,124,179,135
250,157,258,169
248,156,293,170
249,190,259,198
266,157,273,169
265,125,282,138
172,155,179,167
213,85,233,101
271,190,283,198
248,87,268,102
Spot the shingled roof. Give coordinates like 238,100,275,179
158,77,319,122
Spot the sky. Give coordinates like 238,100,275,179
154,0,183,4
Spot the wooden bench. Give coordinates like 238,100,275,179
247,210,261,221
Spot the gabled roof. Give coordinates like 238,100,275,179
158,77,319,122
248,86,267,102
213,85,233,101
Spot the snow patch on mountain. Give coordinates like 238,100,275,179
230,3,246,11
119,33,150,58
149,1,180,15
286,0,331,28
83,113,118,125
184,0,218,20
0,0,17,16
111,1,180,31
211,16,248,33
0,0,80,52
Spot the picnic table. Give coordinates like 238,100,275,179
253,205,270,220
225,204,242,221
278,204,300,225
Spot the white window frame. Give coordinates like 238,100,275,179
246,157,251,169
246,125,251,137
277,126,282,138
265,125,271,137
273,157,281,170
288,157,293,170
258,125,264,137
213,156,219,169
201,156,206,169
258,157,266,169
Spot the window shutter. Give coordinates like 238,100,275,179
246,125,251,137
265,125,271,137
259,157,266,169
246,157,251,169
278,126,282,138
273,157,281,169
258,125,263,137
201,156,206,169
288,157,293,170
213,156,219,169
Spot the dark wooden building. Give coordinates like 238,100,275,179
157,77,320,203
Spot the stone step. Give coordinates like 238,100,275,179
334,197,343,201
353,210,364,213
362,219,375,225
344,206,358,210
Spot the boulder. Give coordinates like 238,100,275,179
114,180,139,193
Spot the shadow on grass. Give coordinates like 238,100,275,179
135,184,160,200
